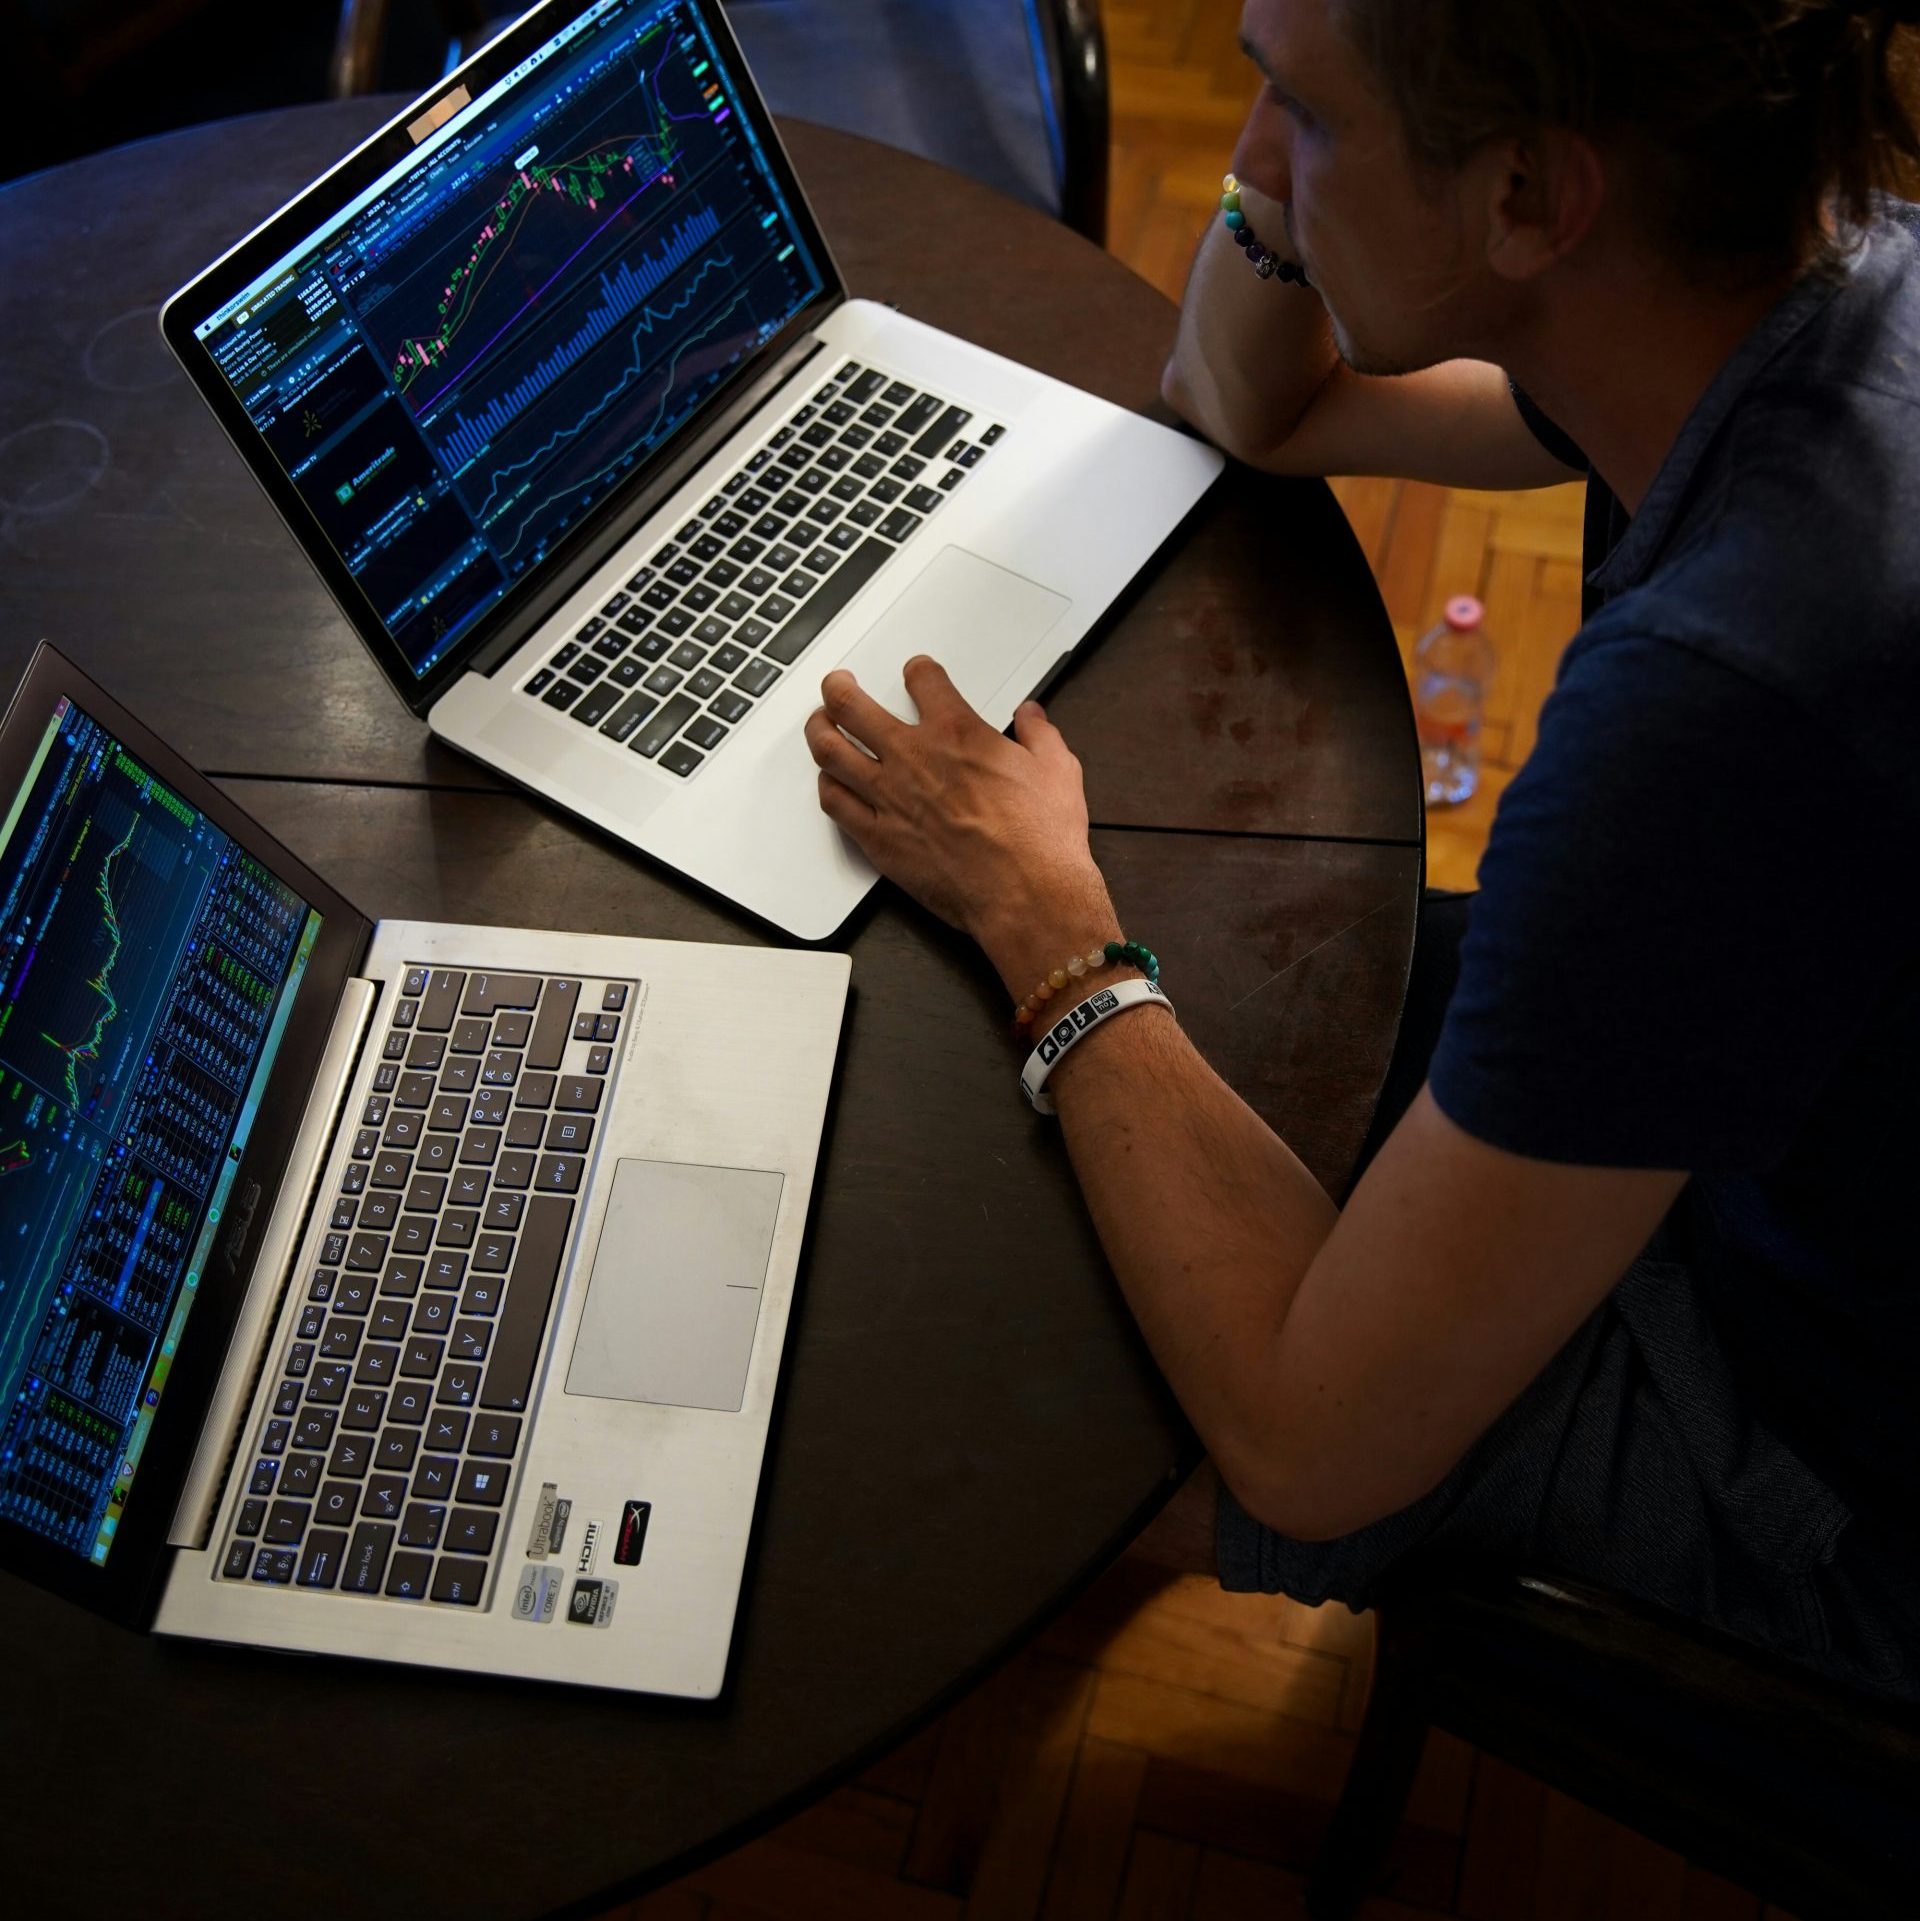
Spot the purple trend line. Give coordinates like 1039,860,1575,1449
410,159,679,415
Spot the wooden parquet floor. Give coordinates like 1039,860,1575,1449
605,8,1782,1917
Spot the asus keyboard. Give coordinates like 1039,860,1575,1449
219,965,626,1604
521,359,1008,777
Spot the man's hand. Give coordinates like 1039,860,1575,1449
804,659,1123,998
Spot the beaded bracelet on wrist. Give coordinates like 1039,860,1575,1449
1221,173,1311,286
1012,940,1160,1032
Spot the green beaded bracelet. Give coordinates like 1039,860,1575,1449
1221,172,1310,286
1014,938,1161,1030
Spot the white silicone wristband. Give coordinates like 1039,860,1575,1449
1019,978,1176,1116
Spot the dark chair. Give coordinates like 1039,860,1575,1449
1307,1570,1920,1921
329,0,1110,242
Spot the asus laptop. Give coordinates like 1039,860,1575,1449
159,0,1223,940
0,644,847,1696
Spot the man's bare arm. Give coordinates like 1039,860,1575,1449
1162,195,1579,492
1044,1006,1683,1542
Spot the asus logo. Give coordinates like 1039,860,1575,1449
221,1180,263,1274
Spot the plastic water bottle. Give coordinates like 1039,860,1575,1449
1414,595,1494,806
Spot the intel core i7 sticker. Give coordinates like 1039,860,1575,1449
568,1577,619,1627
512,1565,562,1624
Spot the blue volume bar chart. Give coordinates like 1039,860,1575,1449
433,203,722,467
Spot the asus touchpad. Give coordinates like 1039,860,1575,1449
565,1159,785,1413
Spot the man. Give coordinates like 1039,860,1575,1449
802,0,1920,1697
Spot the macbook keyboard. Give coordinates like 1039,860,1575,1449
219,965,631,1605
521,360,1009,778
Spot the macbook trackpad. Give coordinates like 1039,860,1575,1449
838,545,1071,721
565,1159,785,1412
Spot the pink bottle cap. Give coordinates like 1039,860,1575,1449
1444,595,1483,631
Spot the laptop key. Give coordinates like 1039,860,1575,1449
496,1150,537,1190
376,1427,420,1473
601,690,658,743
710,690,752,725
456,1457,509,1507
537,1153,587,1193
281,1452,325,1497
804,547,838,575
385,1551,433,1599
905,486,946,515
414,1293,454,1337
439,1362,483,1406
355,1343,399,1385
236,1500,266,1537
222,1538,255,1580
683,716,727,752
431,1556,486,1606
913,403,973,458
343,1387,385,1431
572,683,622,728
264,1500,309,1546
363,1474,407,1519
319,1320,361,1361
252,1548,297,1584
462,1274,503,1316
298,1530,350,1589
451,1319,492,1364
473,1232,514,1273
401,1502,445,1549
309,1361,352,1406
315,1481,360,1528
343,1522,394,1595
369,1299,410,1341
879,508,923,544
632,694,700,759
446,1508,498,1556
542,680,581,712
733,658,781,698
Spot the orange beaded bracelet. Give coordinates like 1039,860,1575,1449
1012,940,1161,1031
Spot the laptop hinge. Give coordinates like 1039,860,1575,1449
467,326,837,678
166,978,378,1549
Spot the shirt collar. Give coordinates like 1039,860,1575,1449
1587,241,1868,598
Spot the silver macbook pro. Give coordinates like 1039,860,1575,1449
159,0,1223,939
0,645,847,1697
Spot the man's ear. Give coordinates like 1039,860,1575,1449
1483,129,1604,282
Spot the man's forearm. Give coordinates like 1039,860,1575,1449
1162,207,1340,464
1045,999,1338,1500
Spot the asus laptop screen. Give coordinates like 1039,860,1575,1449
185,0,829,684
0,700,322,1568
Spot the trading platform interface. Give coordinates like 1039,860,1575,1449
0,702,320,1565
194,0,828,678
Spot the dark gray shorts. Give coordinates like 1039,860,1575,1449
1216,1251,1920,1703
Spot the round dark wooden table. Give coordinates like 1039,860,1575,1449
0,105,1423,1919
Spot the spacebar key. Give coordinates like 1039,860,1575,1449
479,1195,574,1412
758,538,892,665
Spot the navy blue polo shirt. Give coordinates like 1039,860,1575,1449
1430,199,1920,1534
